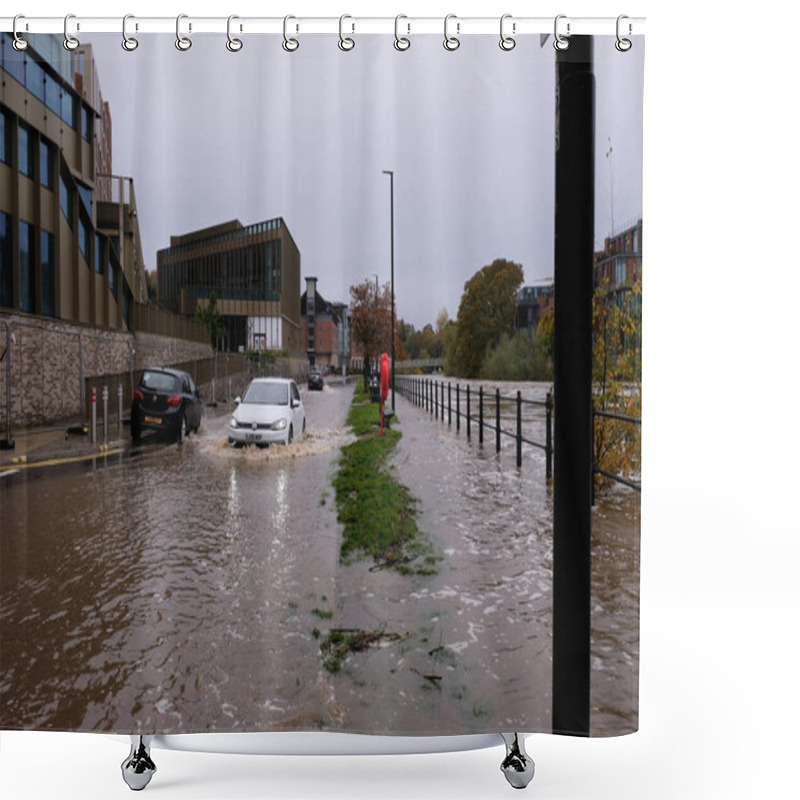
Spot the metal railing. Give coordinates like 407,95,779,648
592,407,641,499
395,375,552,478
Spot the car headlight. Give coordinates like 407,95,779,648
229,418,239,428
274,418,287,430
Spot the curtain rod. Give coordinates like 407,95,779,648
0,16,646,37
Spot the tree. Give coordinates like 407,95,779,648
450,258,524,377
349,279,392,373
592,278,642,489
194,291,225,349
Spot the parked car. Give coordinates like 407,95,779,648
131,367,203,444
308,368,324,391
228,377,306,447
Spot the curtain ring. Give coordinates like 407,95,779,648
122,14,139,51
339,14,355,51
394,14,410,51
615,15,632,51
553,14,570,51
12,15,28,51
499,14,516,51
443,14,460,51
282,15,299,51
176,14,192,51
63,14,80,51
226,15,243,52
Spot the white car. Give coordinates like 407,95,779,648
228,378,306,447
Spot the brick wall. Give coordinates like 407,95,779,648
0,312,213,431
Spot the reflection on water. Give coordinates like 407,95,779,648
0,380,639,737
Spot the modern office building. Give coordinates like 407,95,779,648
157,217,302,354
1,33,142,328
516,277,554,334
594,218,642,289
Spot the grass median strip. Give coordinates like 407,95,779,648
333,382,437,576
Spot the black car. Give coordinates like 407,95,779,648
131,367,203,444
308,369,324,391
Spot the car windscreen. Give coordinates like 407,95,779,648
242,382,289,406
140,371,181,393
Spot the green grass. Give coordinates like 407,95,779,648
332,381,437,575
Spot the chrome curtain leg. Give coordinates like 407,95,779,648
121,735,157,791
500,733,535,789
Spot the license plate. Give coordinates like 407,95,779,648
144,416,162,424
245,433,261,442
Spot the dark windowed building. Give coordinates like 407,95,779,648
1,33,138,328
156,218,302,354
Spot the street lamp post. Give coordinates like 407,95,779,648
382,169,395,411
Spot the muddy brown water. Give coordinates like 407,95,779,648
0,380,638,736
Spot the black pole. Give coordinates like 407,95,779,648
546,391,553,482
448,382,452,426
466,384,471,439
479,386,484,445
495,388,501,454
456,384,460,432
552,35,595,738
516,390,522,468
382,170,396,412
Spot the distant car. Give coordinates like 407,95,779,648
308,369,324,391
131,367,203,444
228,377,306,447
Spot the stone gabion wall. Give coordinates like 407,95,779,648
0,313,213,432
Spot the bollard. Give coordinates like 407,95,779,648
118,383,123,439
479,386,484,444
91,387,97,444
546,391,553,481
448,382,452,426
496,388,501,454
456,384,460,432
466,384,471,439
103,385,109,443
516,390,522,468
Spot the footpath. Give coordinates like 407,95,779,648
0,421,128,477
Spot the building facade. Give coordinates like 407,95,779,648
594,218,642,288
516,277,554,334
300,279,348,370
1,33,138,329
157,217,302,354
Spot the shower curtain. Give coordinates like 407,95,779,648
0,19,644,754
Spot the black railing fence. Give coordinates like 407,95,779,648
395,375,640,501
395,375,553,478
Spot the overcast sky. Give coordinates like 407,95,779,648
87,33,643,329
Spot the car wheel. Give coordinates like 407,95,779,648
287,425,294,445
131,418,141,444
177,412,187,444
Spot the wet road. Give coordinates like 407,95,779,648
0,379,639,737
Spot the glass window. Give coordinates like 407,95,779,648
19,221,34,313
633,229,639,252
41,230,55,316
44,73,61,114
60,173,73,227
1,108,9,164
2,36,26,85
61,90,75,129
79,216,89,262
25,57,45,103
77,183,92,214
40,139,54,189
109,262,117,298
95,235,103,274
0,212,12,308
81,105,92,142
18,123,34,177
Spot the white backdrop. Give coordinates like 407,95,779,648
2,1,798,799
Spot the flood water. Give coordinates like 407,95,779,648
0,379,639,737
